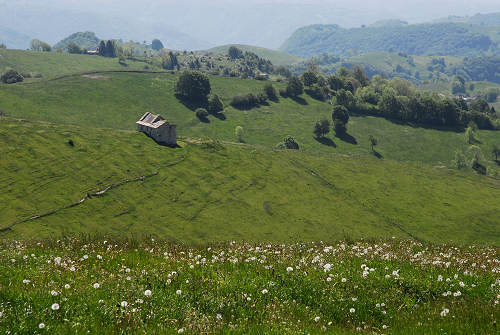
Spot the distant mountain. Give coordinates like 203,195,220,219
0,26,31,50
435,12,500,26
280,23,500,58
369,19,409,28
54,32,100,51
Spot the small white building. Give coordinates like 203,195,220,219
136,112,177,146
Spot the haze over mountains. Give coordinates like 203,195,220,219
1,0,500,50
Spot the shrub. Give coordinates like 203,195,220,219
283,136,299,149
264,83,278,101
279,88,288,97
175,71,211,102
230,93,266,109
286,76,304,97
1,69,23,84
332,104,350,135
208,94,224,114
313,119,330,138
453,151,468,169
235,126,244,142
195,108,209,120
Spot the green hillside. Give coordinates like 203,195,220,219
53,31,100,51
1,71,500,173
281,23,500,58
0,49,162,81
1,116,499,245
203,44,303,66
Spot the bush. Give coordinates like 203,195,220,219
1,69,23,84
279,88,288,97
286,76,304,97
175,71,211,102
208,94,224,114
332,104,350,134
264,83,278,101
230,93,266,109
313,119,331,138
195,108,209,120
235,126,244,142
283,136,299,149
228,46,243,59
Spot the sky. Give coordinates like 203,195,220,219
1,0,500,49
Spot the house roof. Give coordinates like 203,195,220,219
136,112,174,129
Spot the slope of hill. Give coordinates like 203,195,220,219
1,116,499,245
1,71,500,174
435,12,500,26
0,49,163,80
203,44,303,66
53,31,100,51
280,23,500,58
0,26,31,50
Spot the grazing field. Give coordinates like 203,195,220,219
0,49,161,81
0,238,498,334
1,117,499,245
1,71,500,173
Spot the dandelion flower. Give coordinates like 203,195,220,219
349,308,355,313
22,279,30,284
216,313,222,320
39,323,45,329
69,266,76,272
51,303,60,311
121,301,128,307
93,283,100,289
440,308,449,317
144,290,152,297
341,278,347,283
50,290,58,296
261,289,268,294
286,267,293,272
176,290,182,295
64,284,70,289
314,316,320,322
178,328,185,334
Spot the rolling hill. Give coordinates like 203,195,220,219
1,116,499,245
203,44,303,66
280,23,500,58
0,26,31,50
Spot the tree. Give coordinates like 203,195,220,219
369,135,378,152
493,144,500,161
301,71,318,87
465,125,478,144
228,46,243,59
286,76,303,97
152,39,164,51
208,94,224,114
453,150,468,169
0,43,6,49
313,119,330,138
263,83,277,101
67,43,84,54
235,126,244,142
332,104,350,134
105,40,116,58
1,69,23,84
335,89,356,110
30,39,51,52
175,70,211,102
337,66,350,77
97,41,106,56
162,52,179,70
470,99,490,114
327,75,344,91
352,65,370,87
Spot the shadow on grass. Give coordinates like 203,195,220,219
315,136,337,148
335,132,358,145
372,150,383,159
197,116,210,123
175,94,208,111
350,112,467,133
290,95,308,105
213,112,226,121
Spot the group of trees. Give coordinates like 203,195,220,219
230,83,278,109
97,40,118,58
30,39,51,52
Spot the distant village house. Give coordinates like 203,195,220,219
136,112,177,146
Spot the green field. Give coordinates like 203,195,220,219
1,117,499,244
1,71,500,174
203,44,303,66
1,238,498,334
0,49,161,81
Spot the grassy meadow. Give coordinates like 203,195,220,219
1,117,500,245
0,238,498,334
1,71,500,174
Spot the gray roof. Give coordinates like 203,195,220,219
136,112,173,129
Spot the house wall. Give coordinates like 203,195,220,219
137,124,177,146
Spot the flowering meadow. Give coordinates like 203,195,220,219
0,238,498,334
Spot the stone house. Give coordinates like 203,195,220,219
136,112,177,146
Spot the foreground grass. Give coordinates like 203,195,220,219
0,238,498,334
1,117,500,245
1,71,500,173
